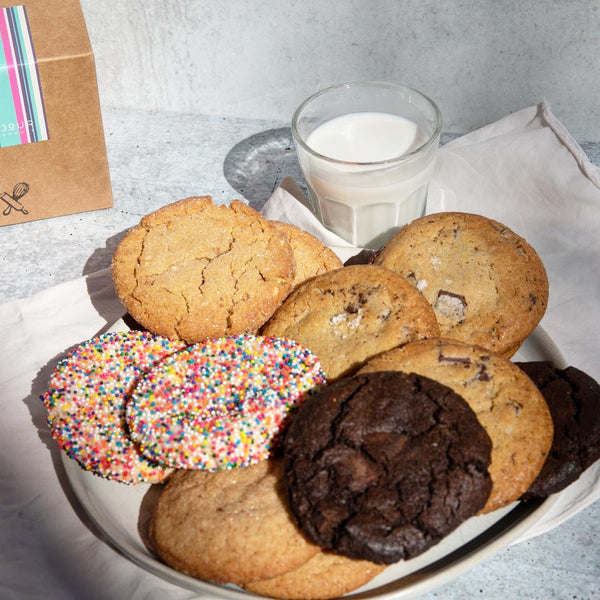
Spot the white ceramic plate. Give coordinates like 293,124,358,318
61,325,566,600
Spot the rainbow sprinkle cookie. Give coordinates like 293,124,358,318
126,335,326,471
42,331,187,485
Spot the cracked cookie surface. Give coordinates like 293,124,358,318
373,212,549,357
112,196,296,343
261,264,440,380
359,338,554,513
283,371,493,564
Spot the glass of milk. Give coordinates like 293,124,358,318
291,81,442,249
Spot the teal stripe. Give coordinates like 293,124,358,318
17,6,48,143
0,5,48,147
0,36,19,148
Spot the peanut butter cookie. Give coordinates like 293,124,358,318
112,196,295,343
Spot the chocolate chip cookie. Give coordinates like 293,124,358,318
283,371,493,564
516,361,600,500
359,339,554,513
261,264,440,380
112,196,296,343
373,212,549,356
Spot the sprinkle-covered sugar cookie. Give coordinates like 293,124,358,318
42,331,187,484
127,335,326,471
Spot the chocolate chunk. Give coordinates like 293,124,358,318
434,290,467,322
283,371,493,564
439,352,472,365
344,248,376,266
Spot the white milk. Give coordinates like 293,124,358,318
307,112,425,163
298,111,438,249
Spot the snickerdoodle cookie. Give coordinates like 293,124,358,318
270,220,343,289
149,459,319,585
243,550,385,599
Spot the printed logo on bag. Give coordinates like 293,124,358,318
0,181,30,216
0,5,49,148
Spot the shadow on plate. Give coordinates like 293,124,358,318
223,126,307,211
26,349,116,550
138,484,164,556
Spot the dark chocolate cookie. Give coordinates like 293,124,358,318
283,371,493,565
516,361,600,500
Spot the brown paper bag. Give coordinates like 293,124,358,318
0,0,112,225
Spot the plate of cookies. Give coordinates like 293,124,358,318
43,198,600,599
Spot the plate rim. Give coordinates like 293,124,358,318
60,323,566,600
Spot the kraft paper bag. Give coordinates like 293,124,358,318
0,0,112,225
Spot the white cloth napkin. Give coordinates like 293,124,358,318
1,102,599,598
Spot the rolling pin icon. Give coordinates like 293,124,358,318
1,182,29,215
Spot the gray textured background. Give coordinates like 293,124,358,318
81,0,600,141
1,4,599,600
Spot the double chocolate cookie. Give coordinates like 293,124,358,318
283,371,493,565
359,339,554,513
516,361,600,500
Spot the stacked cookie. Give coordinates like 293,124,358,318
42,197,600,599
42,332,326,484
358,339,553,513
111,196,342,343
147,369,495,598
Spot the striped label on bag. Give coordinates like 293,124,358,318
0,5,48,148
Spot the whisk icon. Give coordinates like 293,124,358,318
1,182,29,216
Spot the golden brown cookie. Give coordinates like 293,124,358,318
373,212,549,357
149,459,320,585
270,220,343,289
359,338,554,513
112,196,296,343
243,551,386,600
261,264,440,380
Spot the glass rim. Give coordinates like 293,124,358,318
291,80,442,167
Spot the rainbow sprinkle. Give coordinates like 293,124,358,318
41,331,187,485
126,335,326,471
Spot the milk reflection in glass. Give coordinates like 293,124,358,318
300,111,435,249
